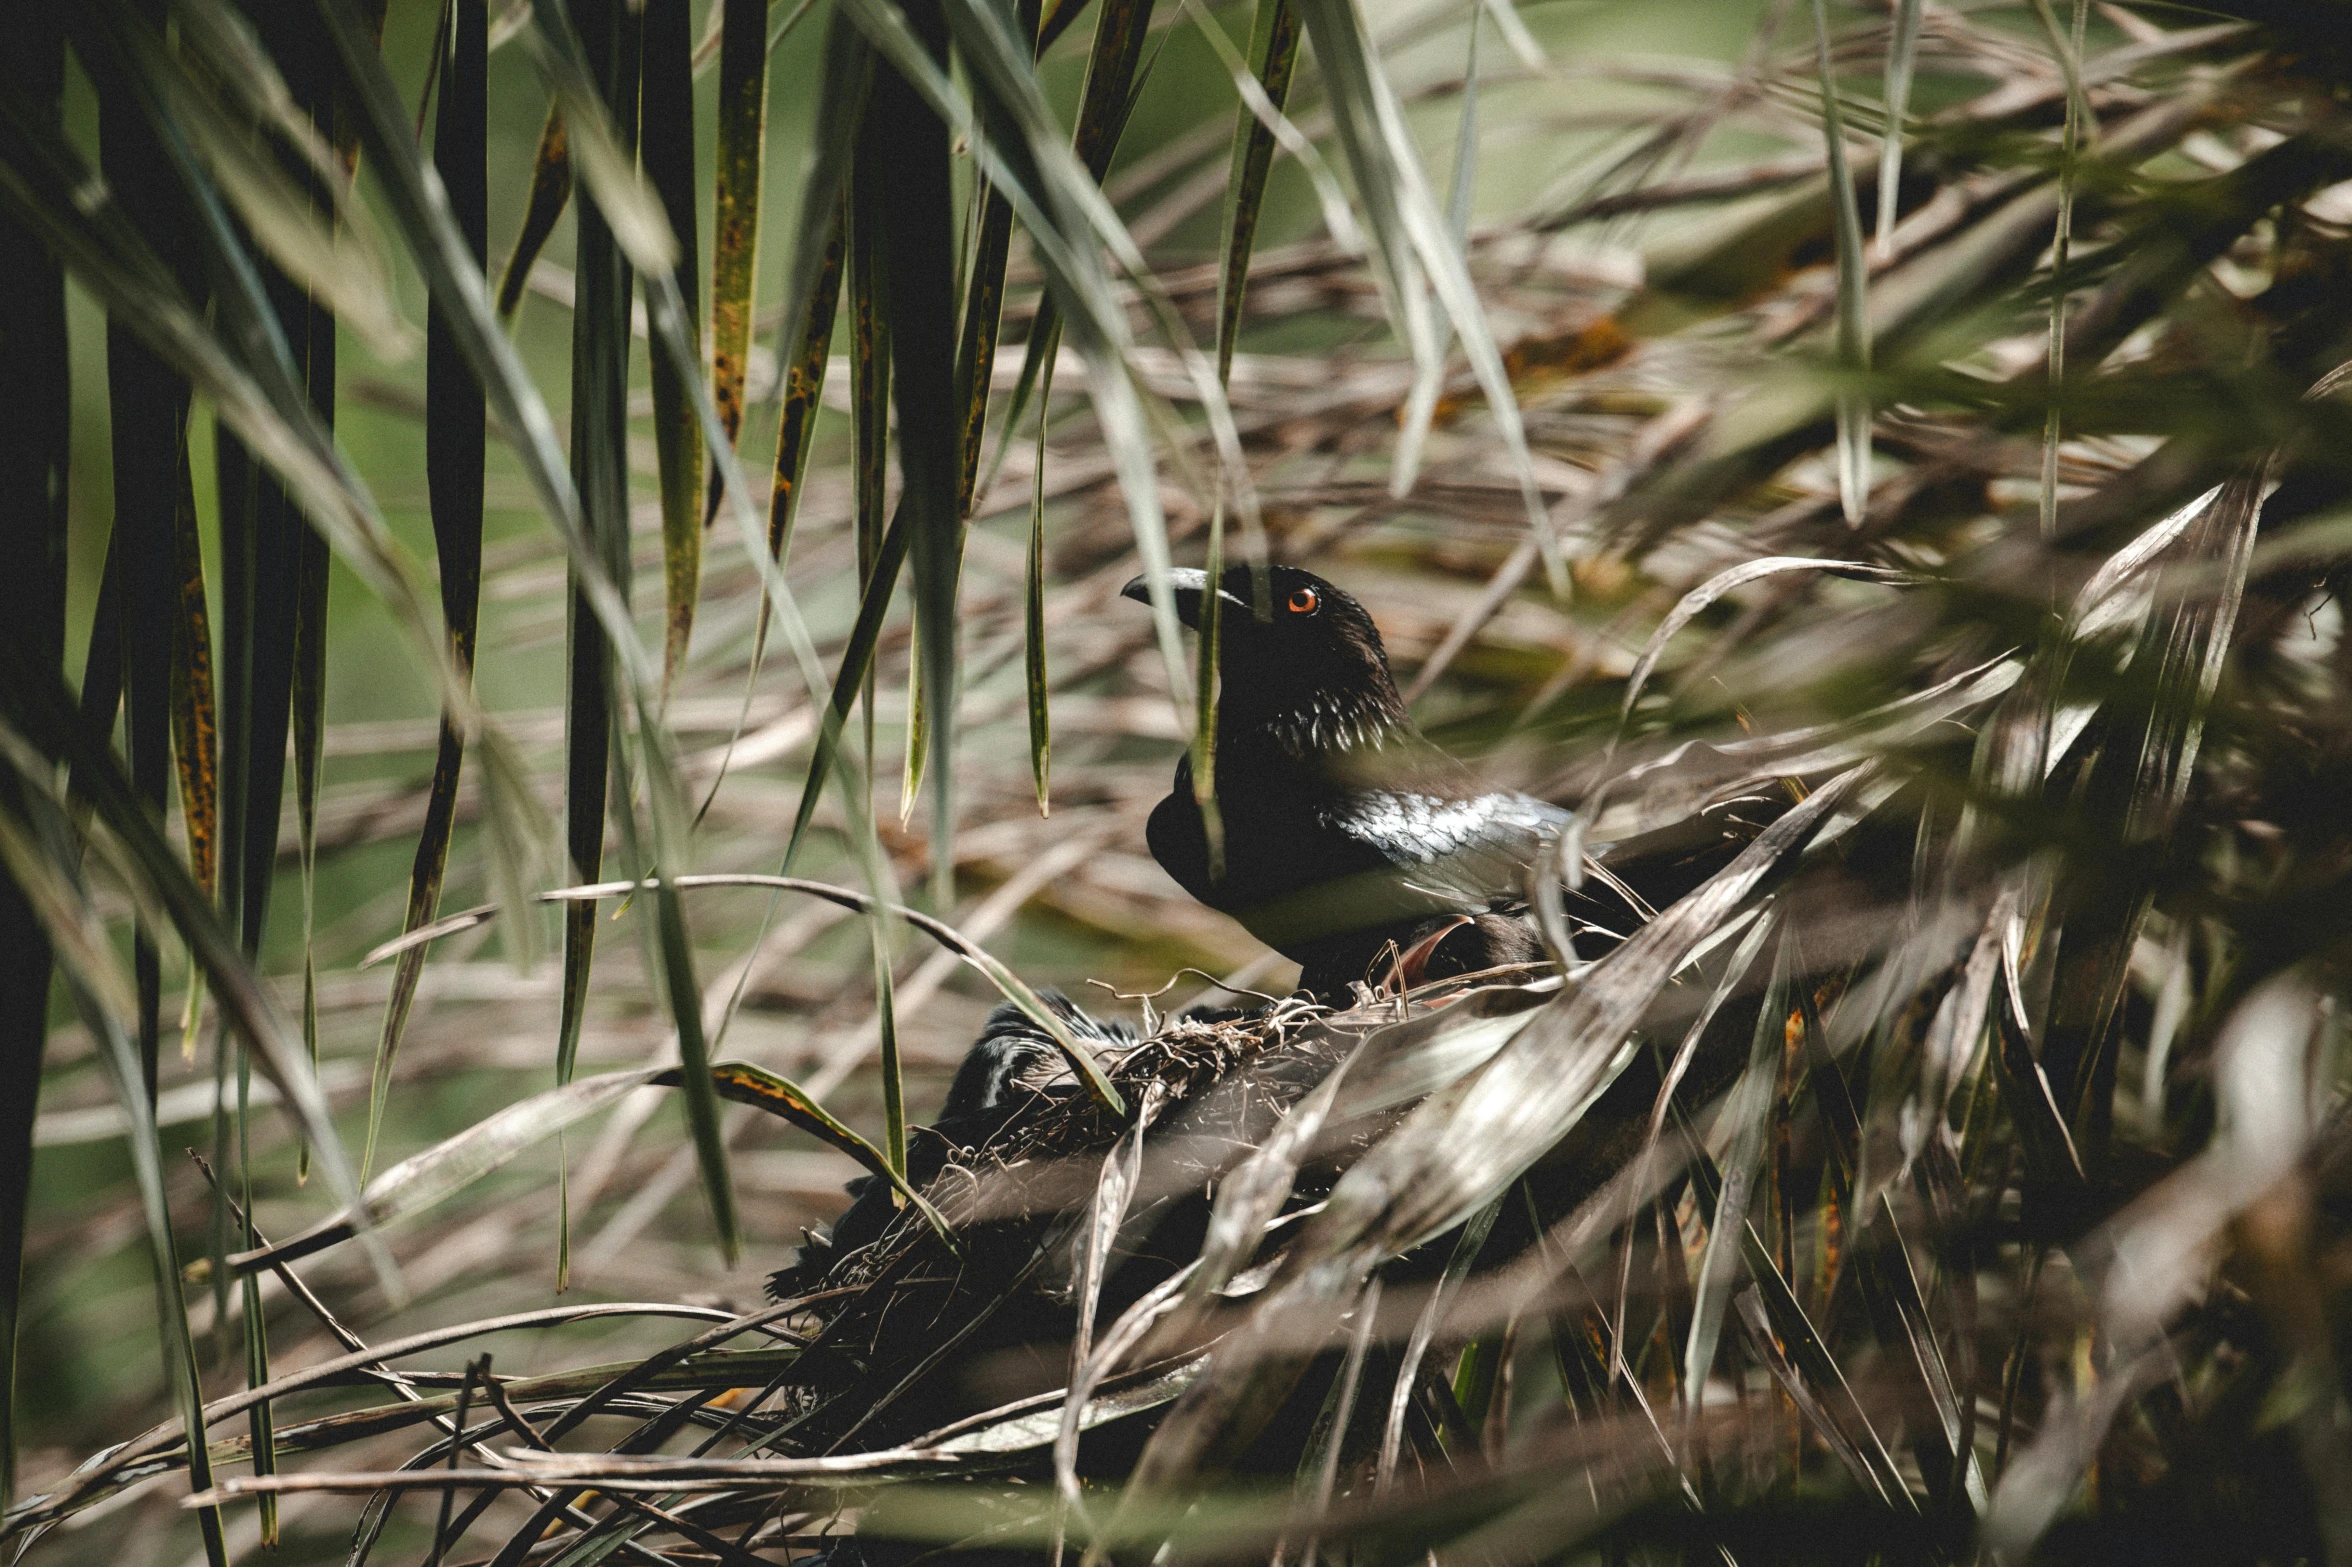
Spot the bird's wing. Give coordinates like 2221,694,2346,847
1322,788,1572,909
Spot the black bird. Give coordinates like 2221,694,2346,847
768,994,1136,1299
1121,564,1573,999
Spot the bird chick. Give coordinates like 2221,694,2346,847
1122,565,1570,1000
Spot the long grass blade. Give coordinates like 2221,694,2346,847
553,0,636,1127
1871,1188,1988,1509
763,199,844,596
1874,0,1921,259
844,148,911,1144
168,441,219,919
871,912,905,1180
636,192,930,1275
93,51,201,1153
866,0,966,910
1289,0,1560,588
949,0,1035,516
2039,468,2264,1145
319,8,762,1211
495,103,570,319
372,0,487,1181
1176,0,1360,294
760,5,868,465
321,0,638,649
537,0,865,1260
705,0,766,486
699,199,842,825
0,60,462,732
0,213,387,1324
1378,1193,1501,1485
212,407,299,975
0,774,238,1560
1189,500,1224,881
374,874,1125,1112
2033,0,2090,540
1809,0,1871,526
164,0,410,348
641,0,705,695
978,0,1147,500
1052,1080,1172,1530
1446,4,1480,251
290,452,329,1186
1072,0,1156,208
239,1060,925,1274
241,1067,665,1271
847,140,893,786
1177,0,1301,876
1612,907,1777,1353
1619,557,1911,723
846,0,1198,711
198,301,320,1314
778,504,911,871
239,1201,273,1544
102,0,413,361
1682,934,1792,1406
674,1063,956,1245
983,318,1055,505
193,17,344,1518
1025,413,1051,812
635,775,739,1261
0,23,68,1503
289,33,350,1192
1212,0,1298,388
516,1,675,273
173,433,222,1332
60,951,227,1560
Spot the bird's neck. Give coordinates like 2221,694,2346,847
1219,680,1415,767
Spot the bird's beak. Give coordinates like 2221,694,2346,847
1121,568,1249,630
1120,567,1210,629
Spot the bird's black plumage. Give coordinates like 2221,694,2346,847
767,993,1136,1300
1122,564,1572,998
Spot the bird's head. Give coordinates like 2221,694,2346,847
1120,564,1410,755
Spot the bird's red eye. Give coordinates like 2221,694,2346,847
1287,588,1319,614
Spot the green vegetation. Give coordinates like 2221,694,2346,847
9,0,2352,1561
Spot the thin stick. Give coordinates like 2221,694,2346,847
425,1357,487,1567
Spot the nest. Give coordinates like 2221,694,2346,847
758,996,1369,1457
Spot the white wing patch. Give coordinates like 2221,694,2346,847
1331,791,1566,866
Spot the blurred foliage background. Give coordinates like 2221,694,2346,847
11,0,2352,1561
